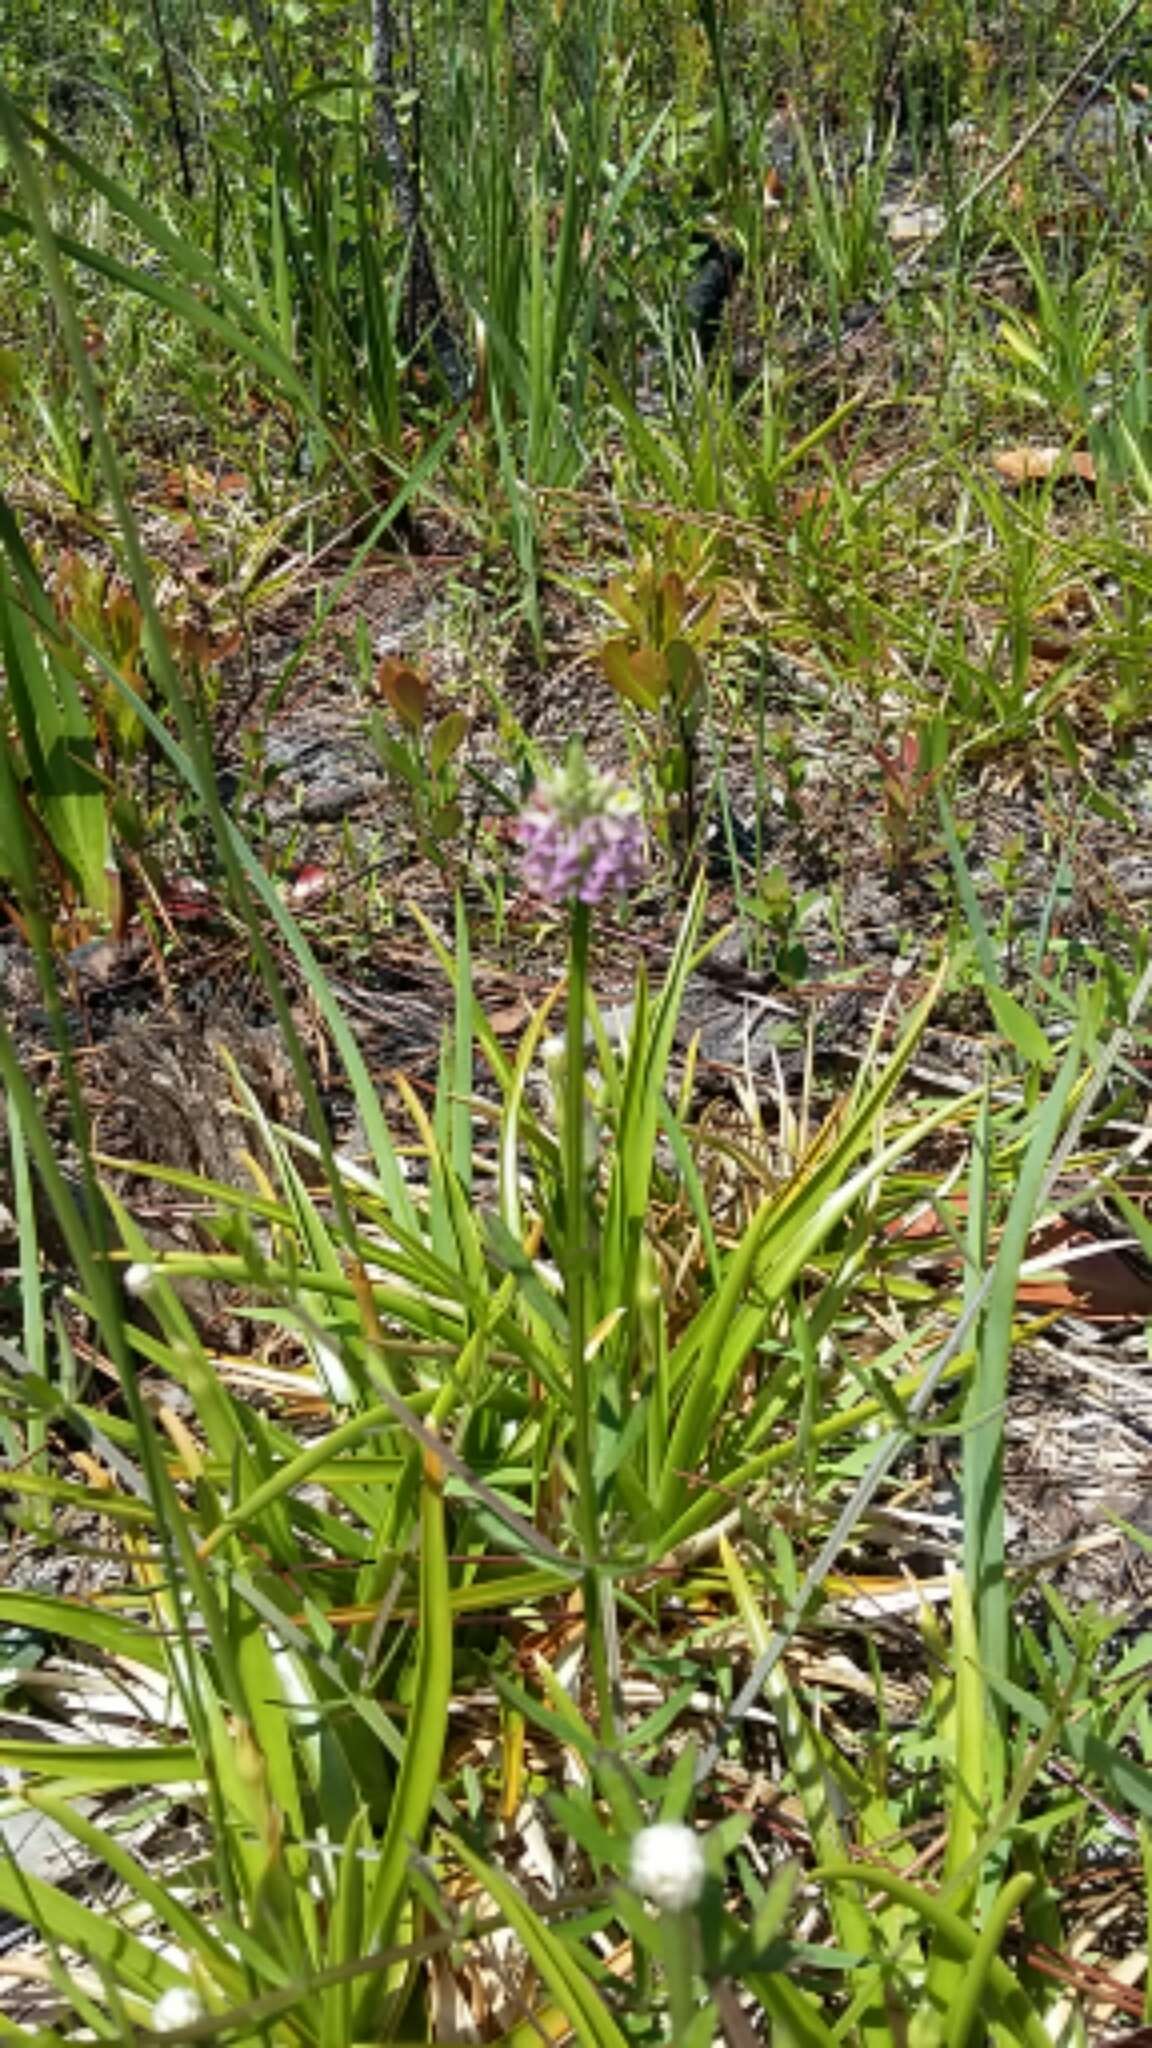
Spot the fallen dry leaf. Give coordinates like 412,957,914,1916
888,1200,1152,1321
160,875,217,924
1029,631,1077,663
993,445,1097,486
487,1001,530,1036
885,203,946,245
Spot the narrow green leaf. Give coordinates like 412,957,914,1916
0,1863,182,2004
0,1742,197,1785
0,1593,164,1669
358,1446,453,2021
819,1861,1050,2048
450,1834,630,2048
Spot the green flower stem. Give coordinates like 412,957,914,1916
564,899,615,1740
661,1909,699,2039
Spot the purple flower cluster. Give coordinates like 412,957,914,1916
516,754,647,906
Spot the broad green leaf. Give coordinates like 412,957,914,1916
430,709,469,774
985,986,1054,1069
23,1792,247,1996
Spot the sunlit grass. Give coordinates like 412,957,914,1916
1,1,1152,2038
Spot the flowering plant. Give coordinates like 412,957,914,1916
630,1822,707,1913
515,746,646,906
512,745,647,1738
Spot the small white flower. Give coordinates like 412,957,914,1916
629,1821,707,1912
123,1261,159,1297
151,1985,205,2032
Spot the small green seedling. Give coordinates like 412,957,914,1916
369,654,468,864
598,539,725,869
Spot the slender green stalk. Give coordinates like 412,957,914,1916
661,1910,700,2039
564,900,614,1738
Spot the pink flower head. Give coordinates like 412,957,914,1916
516,751,646,906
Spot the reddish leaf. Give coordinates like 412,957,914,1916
285,863,332,907
657,571,687,640
887,1200,1152,1320
376,656,430,731
161,875,216,923
170,622,243,670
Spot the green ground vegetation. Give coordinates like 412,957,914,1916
1,1,1152,2041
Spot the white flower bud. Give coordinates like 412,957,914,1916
123,1262,159,1297
629,1821,707,1912
151,1985,205,2032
